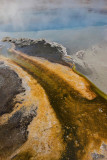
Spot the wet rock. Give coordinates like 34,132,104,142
0,61,38,159
0,63,24,115
0,105,37,158
2,37,70,65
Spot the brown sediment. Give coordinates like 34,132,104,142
6,48,107,160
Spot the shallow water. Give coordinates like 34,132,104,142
0,25,107,55
0,8,107,32
0,7,107,54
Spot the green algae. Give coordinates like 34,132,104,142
8,50,107,160
72,65,107,100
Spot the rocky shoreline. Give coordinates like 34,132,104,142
2,37,74,66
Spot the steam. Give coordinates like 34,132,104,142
0,0,107,31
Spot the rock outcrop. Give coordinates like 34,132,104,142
2,37,74,66
0,61,23,115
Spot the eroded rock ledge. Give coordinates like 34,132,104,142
2,37,74,66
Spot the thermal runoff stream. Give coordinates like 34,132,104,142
0,37,106,160
0,1,107,160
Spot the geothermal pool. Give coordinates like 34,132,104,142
0,6,107,160
0,7,107,52
0,8,107,32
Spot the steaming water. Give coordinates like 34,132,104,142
0,8,107,53
0,26,107,55
0,8,107,32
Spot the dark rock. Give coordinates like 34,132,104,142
0,62,38,159
0,64,24,115
2,37,71,66
0,106,37,158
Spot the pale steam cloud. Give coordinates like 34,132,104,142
0,0,107,31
